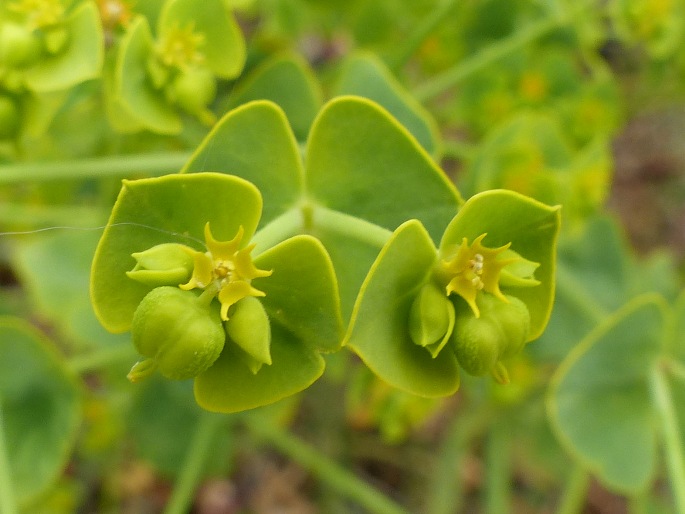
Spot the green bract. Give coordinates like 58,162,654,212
113,0,245,133
183,96,462,319
344,190,560,395
91,172,343,412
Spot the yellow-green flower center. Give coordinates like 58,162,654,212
9,0,64,29
180,223,272,320
156,23,205,70
440,233,516,318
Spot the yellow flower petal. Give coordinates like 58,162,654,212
179,251,214,290
204,222,244,261
218,280,266,320
234,244,272,280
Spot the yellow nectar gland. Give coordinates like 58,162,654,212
441,234,516,318
180,223,272,320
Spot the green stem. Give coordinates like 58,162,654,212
252,207,306,255
67,344,138,375
484,419,511,514
0,203,107,229
0,401,18,514
243,415,412,514
311,205,393,249
387,0,460,71
555,464,589,514
414,12,568,102
426,406,493,514
649,365,685,513
554,264,608,324
164,413,227,514
0,152,191,183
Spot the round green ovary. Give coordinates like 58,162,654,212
131,287,225,380
452,314,501,376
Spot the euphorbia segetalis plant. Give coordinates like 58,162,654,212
91,96,560,412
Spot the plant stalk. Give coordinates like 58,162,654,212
164,412,227,514
0,401,17,514
414,13,566,102
243,415,412,514
649,365,685,513
0,152,191,183
555,464,589,514
484,418,511,514
67,344,138,375
387,0,460,71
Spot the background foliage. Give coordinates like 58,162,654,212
1,0,685,513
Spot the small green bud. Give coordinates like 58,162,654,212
167,66,216,120
225,296,272,374
408,281,455,358
126,243,195,287
0,22,42,68
129,286,225,381
0,96,20,139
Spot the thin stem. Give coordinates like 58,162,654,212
414,13,567,102
311,205,393,250
0,203,107,228
251,207,306,255
554,264,608,324
387,0,460,71
0,401,18,514
649,365,685,514
484,419,511,514
164,413,227,514
555,464,589,514
0,152,191,184
243,415,412,514
67,344,138,375
426,406,493,514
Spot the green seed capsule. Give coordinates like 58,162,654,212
168,66,216,117
451,293,531,376
0,22,42,68
225,296,272,374
130,287,225,381
452,312,502,376
493,295,530,359
408,281,455,357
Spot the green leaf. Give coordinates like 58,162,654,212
24,2,104,92
547,295,667,493
182,101,304,227
306,96,462,243
334,52,440,156
115,16,181,134
253,235,343,352
12,230,128,351
440,189,561,340
194,323,325,413
91,173,262,333
159,0,245,79
345,220,460,397
0,317,82,505
225,53,322,141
